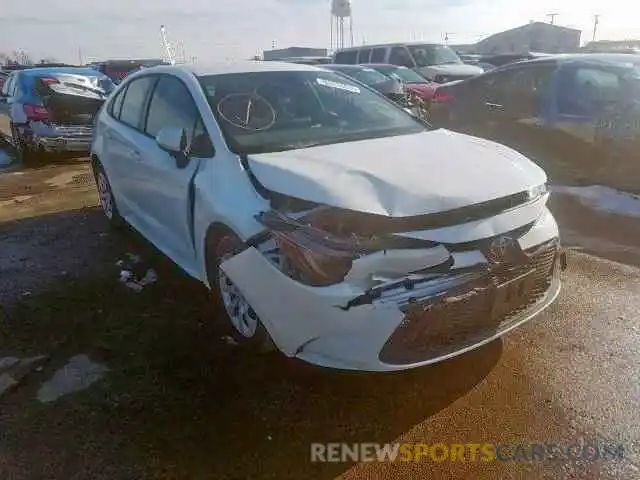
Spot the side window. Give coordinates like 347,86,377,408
145,76,213,157
388,47,414,68
339,51,358,64
119,76,157,130
334,51,349,64
574,68,620,104
371,48,387,63
109,87,127,119
504,66,555,98
357,48,372,64
559,67,621,116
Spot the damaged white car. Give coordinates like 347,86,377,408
91,62,564,372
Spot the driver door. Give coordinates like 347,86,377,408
133,74,214,270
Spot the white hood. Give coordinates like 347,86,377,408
419,63,484,78
247,129,547,217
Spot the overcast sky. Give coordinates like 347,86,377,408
0,0,638,63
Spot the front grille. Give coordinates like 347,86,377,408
322,191,531,236
378,240,558,365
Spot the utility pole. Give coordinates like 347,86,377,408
78,47,83,65
593,14,600,42
547,13,559,25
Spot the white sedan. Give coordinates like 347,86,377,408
90,61,563,372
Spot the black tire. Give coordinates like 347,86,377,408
91,158,124,229
10,123,39,164
207,230,275,352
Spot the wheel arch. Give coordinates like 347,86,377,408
202,221,237,288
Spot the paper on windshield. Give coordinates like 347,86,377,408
316,78,360,93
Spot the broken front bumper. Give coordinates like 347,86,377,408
221,223,564,372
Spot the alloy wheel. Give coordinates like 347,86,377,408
96,171,114,220
217,253,258,338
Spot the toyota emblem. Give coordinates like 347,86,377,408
485,236,517,264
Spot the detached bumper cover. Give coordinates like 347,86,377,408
29,123,94,152
378,240,559,365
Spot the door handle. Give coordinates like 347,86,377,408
485,102,504,110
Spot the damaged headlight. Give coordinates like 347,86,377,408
526,183,547,201
255,208,438,287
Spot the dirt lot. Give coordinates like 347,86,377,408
1,157,640,479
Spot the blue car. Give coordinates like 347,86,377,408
0,67,115,162
429,54,640,192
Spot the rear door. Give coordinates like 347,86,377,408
101,75,157,226
134,74,214,268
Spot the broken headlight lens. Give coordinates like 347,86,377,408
526,183,547,201
256,208,438,287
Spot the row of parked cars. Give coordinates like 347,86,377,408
0,59,168,161
281,44,640,192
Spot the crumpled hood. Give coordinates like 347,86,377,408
247,129,547,217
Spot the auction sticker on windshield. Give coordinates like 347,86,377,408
316,78,360,93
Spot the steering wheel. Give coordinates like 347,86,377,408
216,91,277,131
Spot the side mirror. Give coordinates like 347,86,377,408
156,126,187,155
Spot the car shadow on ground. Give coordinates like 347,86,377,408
1,208,502,480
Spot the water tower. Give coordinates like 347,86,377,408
330,0,353,51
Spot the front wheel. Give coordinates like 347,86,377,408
208,231,275,352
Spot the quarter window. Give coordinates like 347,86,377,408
119,76,156,130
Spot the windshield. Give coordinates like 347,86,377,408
199,70,426,154
407,45,462,67
331,67,390,86
374,66,426,83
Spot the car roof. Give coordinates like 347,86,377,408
366,63,401,68
140,61,325,77
19,66,109,77
335,42,445,52
512,53,640,67
322,64,376,70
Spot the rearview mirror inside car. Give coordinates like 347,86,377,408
156,127,187,155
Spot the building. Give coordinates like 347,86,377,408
262,47,328,61
474,22,581,55
582,39,640,53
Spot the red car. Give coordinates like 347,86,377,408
366,63,439,103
